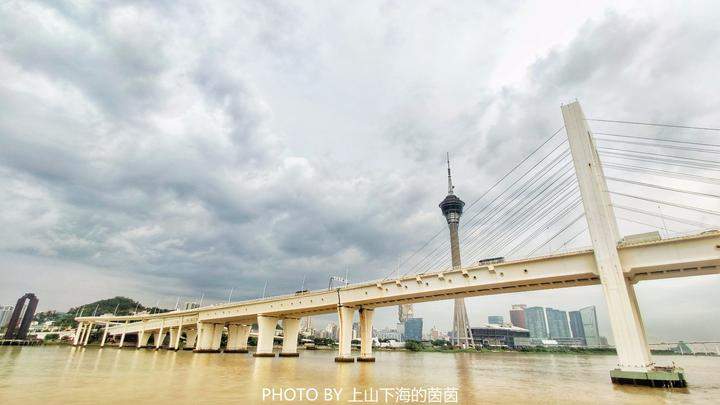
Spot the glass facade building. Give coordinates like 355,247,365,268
545,308,571,338
579,306,601,347
404,318,423,341
568,311,585,340
524,306,548,339
509,304,526,329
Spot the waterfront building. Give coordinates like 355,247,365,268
470,324,530,348
579,306,601,347
545,308,571,338
404,318,423,341
568,310,585,342
0,305,14,329
3,293,39,340
488,316,504,325
509,304,526,328
524,306,548,339
377,328,402,341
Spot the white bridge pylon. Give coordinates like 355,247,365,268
75,102,719,379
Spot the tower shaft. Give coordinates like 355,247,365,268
448,222,461,268
439,155,474,348
448,220,474,348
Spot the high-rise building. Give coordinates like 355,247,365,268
3,293,39,340
429,326,441,340
509,304,526,328
404,318,423,341
545,308,571,338
524,306,548,339
488,316,504,325
568,311,585,341
0,305,14,329
439,154,474,348
579,306,601,347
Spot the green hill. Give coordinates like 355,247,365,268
35,296,171,328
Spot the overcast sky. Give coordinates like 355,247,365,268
1,1,719,343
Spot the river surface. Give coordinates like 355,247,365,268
0,346,718,404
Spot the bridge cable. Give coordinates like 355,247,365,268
606,177,720,199
463,180,580,261
609,191,720,217
381,126,566,280
397,137,570,278
527,212,586,257
415,162,577,275
586,118,720,132
612,204,719,230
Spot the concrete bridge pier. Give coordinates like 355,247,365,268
335,306,355,362
279,318,300,357
152,331,162,350
225,324,251,353
183,328,197,350
138,329,153,348
137,321,148,348
172,320,183,350
194,323,223,353
118,321,128,348
168,327,178,350
73,322,84,346
154,321,165,350
357,308,375,362
82,322,94,346
253,315,279,357
100,322,110,347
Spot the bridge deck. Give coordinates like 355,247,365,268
82,230,719,336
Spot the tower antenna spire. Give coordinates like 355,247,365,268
446,152,454,195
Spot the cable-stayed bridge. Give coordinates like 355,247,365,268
74,101,720,388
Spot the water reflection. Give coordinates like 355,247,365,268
0,346,716,404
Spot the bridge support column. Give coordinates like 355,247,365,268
100,322,110,347
83,322,93,346
279,318,300,357
357,308,375,362
173,318,183,350
226,324,251,353
335,306,355,362
183,329,197,350
73,322,84,346
253,315,279,357
194,323,223,353
155,320,165,350
137,320,149,348
168,328,177,350
119,321,128,348
563,101,685,387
